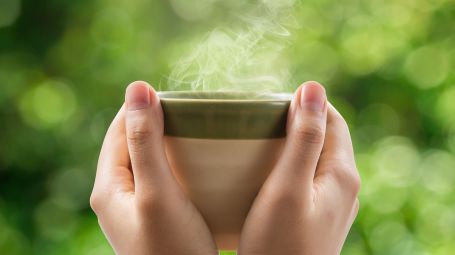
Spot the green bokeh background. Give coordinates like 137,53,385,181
1,0,454,254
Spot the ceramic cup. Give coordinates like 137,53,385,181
158,91,292,250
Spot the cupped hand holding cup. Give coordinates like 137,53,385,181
90,81,360,255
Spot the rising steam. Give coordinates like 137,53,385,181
168,0,299,92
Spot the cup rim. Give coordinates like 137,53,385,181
158,91,292,139
157,91,293,103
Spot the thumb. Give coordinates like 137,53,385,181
273,82,328,193
124,81,172,193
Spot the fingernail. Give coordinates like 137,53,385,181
126,83,150,110
300,83,326,112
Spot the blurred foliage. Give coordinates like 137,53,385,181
0,0,454,254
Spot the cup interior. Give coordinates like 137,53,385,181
158,91,292,101
158,91,292,139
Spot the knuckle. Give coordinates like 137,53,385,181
127,118,152,147
354,198,360,213
89,192,104,215
264,186,302,211
294,124,324,145
323,206,338,224
350,198,360,220
128,130,151,147
332,162,361,197
350,171,361,196
135,192,162,215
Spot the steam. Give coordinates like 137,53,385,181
168,0,299,92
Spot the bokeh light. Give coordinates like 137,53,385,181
0,0,21,28
34,199,79,241
48,168,93,211
419,150,455,195
415,202,455,245
18,80,77,129
91,8,133,49
435,86,455,128
340,18,399,76
170,0,216,21
372,137,420,187
449,127,455,153
292,41,339,83
404,45,450,89
368,220,411,254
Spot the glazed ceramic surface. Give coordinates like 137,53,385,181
158,91,291,249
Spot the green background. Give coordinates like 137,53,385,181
0,0,454,254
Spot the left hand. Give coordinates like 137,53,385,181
90,81,218,255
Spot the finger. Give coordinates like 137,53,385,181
272,81,328,190
124,81,173,193
350,198,360,224
91,105,134,212
315,103,360,199
97,105,130,170
319,103,355,166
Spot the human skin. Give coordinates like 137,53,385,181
90,83,218,255
237,83,360,255
90,81,360,255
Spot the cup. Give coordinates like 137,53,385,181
158,91,291,250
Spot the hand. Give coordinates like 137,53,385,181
238,82,360,255
90,81,217,255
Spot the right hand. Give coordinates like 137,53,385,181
238,82,361,255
